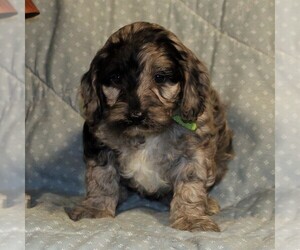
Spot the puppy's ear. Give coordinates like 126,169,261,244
180,56,210,122
80,61,104,125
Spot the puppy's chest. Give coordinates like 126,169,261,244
118,136,171,194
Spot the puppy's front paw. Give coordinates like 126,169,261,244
171,216,220,232
65,206,114,221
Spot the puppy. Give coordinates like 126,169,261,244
67,22,234,232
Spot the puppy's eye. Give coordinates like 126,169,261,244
109,73,121,84
154,74,168,84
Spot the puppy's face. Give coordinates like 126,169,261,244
98,30,185,136
81,22,210,136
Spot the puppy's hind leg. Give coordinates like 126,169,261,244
206,196,221,216
66,159,119,221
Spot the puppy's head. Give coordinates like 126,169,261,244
81,22,210,136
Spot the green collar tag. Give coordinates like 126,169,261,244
172,115,197,131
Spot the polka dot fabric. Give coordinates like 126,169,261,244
275,0,300,248
25,0,275,249
0,0,25,249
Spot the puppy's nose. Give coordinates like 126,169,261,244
131,111,142,118
129,111,145,123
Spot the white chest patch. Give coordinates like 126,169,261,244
120,136,169,194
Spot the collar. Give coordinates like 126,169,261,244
172,115,197,131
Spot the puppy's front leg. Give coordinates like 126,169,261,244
67,159,119,221
170,181,220,232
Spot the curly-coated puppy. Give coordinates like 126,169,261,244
67,22,234,232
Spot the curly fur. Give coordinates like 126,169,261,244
67,22,234,232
